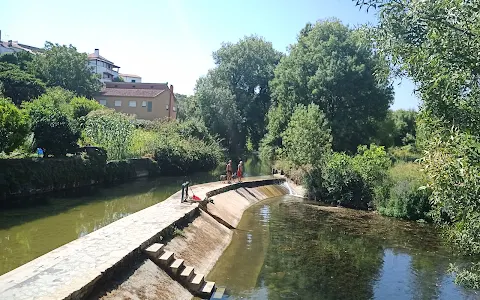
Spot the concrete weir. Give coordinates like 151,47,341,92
0,176,300,300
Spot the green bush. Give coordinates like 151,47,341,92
22,88,80,156
378,162,431,221
84,110,135,160
303,144,390,210
0,97,30,154
70,97,104,120
388,145,421,163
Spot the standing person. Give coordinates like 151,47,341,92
226,160,233,183
237,160,243,182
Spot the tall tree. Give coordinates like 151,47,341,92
264,19,393,155
31,42,101,98
208,36,283,151
189,74,244,153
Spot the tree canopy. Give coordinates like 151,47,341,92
184,36,283,153
0,62,46,106
264,19,394,155
31,42,101,98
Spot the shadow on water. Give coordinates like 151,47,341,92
0,156,269,275
207,196,479,300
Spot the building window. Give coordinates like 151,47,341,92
99,100,107,106
142,101,147,107
173,106,177,112
166,105,169,110
129,101,136,107
131,79,136,83
115,100,122,107
147,101,152,112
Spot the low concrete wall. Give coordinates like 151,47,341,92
0,177,288,300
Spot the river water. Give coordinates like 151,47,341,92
0,156,271,275
207,196,479,300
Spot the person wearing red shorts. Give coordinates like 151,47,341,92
237,160,243,182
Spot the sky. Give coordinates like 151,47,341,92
1,0,419,110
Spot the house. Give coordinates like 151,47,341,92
0,31,42,54
119,73,142,83
95,82,177,120
88,49,120,83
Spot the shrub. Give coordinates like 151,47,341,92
378,162,431,221
0,97,30,154
84,110,135,160
70,97,104,120
320,153,371,209
422,125,480,255
22,89,80,156
388,145,421,163
303,144,390,210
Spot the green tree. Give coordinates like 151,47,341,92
0,63,46,106
391,109,417,146
0,97,30,154
280,104,332,167
188,74,244,153
112,76,124,82
31,42,101,98
355,0,480,287
265,19,393,155
84,110,134,160
22,88,80,156
189,36,282,152
0,51,34,71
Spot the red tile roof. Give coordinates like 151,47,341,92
98,87,166,98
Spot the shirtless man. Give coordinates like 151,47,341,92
226,160,233,183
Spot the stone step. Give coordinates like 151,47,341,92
199,281,215,297
190,273,205,291
180,266,195,282
170,258,184,275
211,286,226,299
159,250,175,266
143,243,164,259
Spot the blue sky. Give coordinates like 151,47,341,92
1,0,418,110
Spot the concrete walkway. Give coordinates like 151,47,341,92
0,177,279,300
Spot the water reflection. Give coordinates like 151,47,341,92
207,196,479,300
0,156,269,275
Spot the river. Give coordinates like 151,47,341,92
0,156,271,275
207,195,479,300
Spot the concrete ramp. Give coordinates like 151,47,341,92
205,184,289,229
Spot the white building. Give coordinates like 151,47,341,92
0,31,42,54
119,73,142,83
87,49,120,83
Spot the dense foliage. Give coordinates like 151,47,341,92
31,42,101,98
84,110,135,160
262,19,393,157
280,104,332,167
22,88,80,156
0,98,30,154
183,36,283,153
0,62,46,105
356,0,480,287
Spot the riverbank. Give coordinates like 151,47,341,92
0,176,293,300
